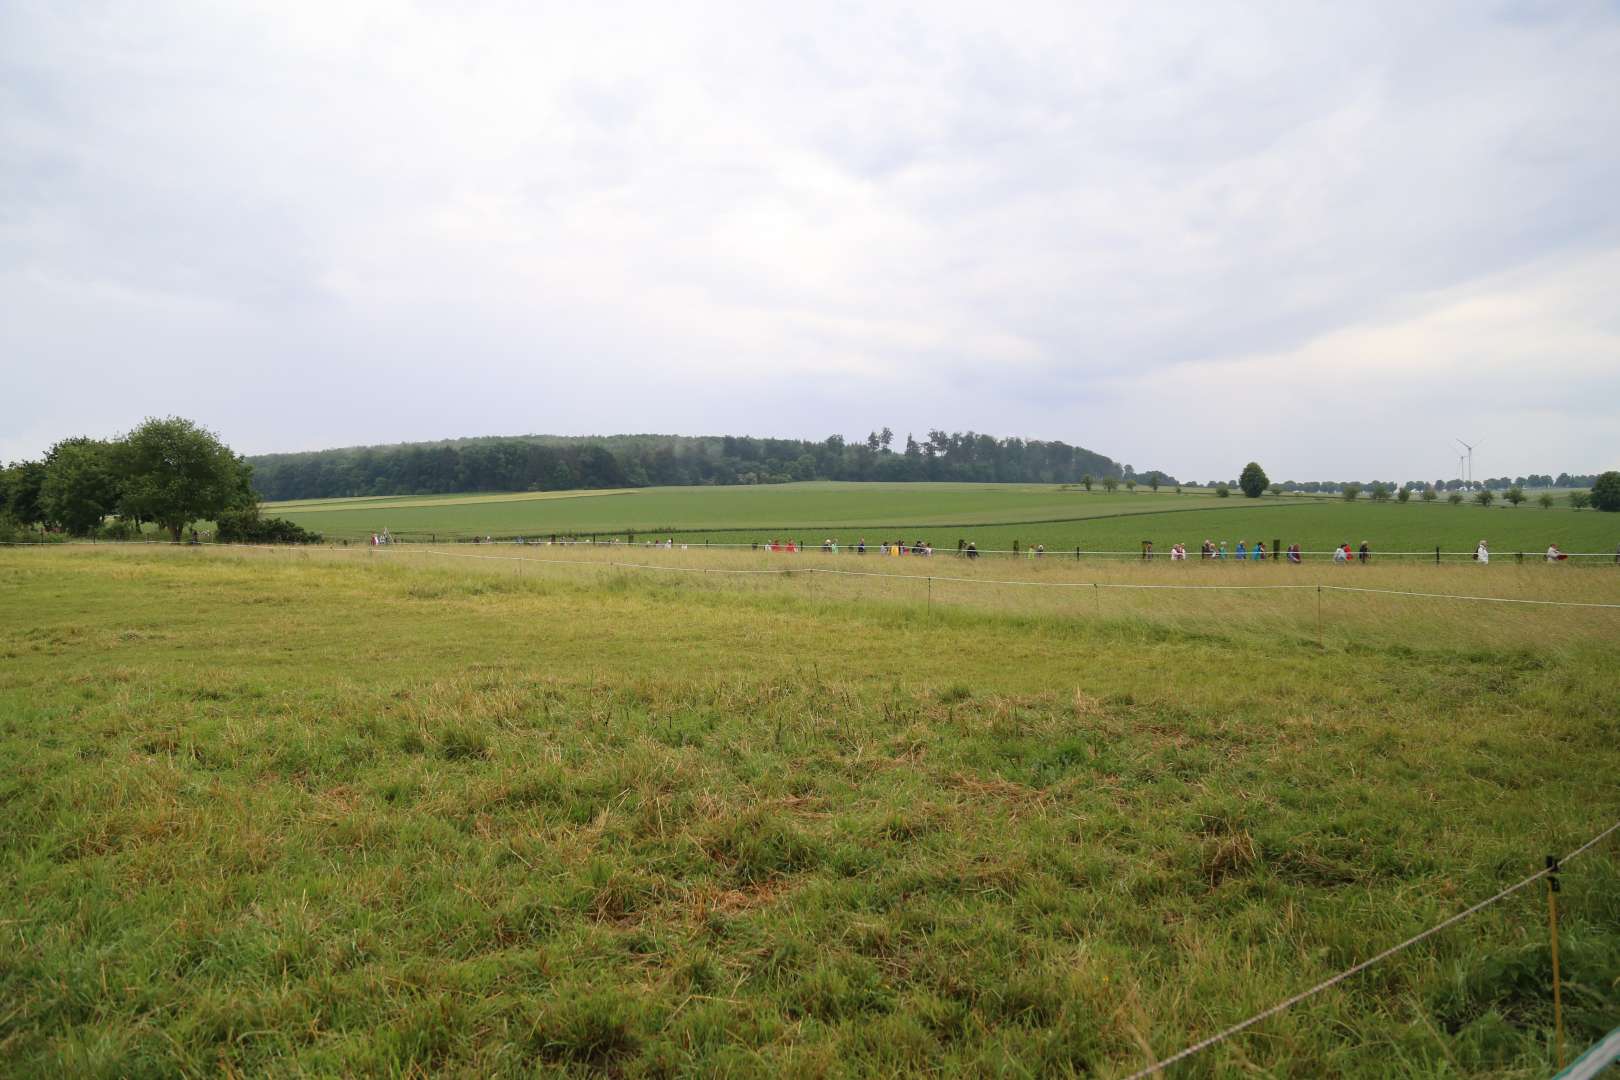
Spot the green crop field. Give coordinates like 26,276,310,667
264,482,1620,559
264,483,1208,542
3,544,1618,1077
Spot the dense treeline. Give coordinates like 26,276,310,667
246,431,1132,501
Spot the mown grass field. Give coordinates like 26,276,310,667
263,482,1620,557
3,545,1618,1077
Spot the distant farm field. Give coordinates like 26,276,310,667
264,483,1195,540
2,545,1618,1076
263,481,1620,557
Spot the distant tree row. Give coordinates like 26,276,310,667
1221,462,1619,511
1,418,318,542
1200,474,1604,495
244,431,1134,501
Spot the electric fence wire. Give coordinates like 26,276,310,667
1120,818,1620,1080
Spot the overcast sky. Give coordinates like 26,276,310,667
3,1,1618,482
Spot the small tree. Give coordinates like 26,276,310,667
1124,479,1136,494
1474,489,1495,508
1342,483,1362,502
1504,486,1526,507
1448,492,1464,505
1369,483,1391,502
1148,476,1160,493
1268,484,1282,497
1397,487,1411,503
1593,471,1620,512
1569,490,1590,510
1101,477,1119,493
1080,474,1093,492
117,417,254,541
1238,462,1269,499
1537,492,1555,509
1215,484,1231,498
1421,487,1438,503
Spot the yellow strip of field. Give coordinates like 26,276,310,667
264,489,639,514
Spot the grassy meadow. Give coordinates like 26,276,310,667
262,482,1620,558
2,544,1618,1077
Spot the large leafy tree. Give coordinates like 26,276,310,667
117,418,254,541
1238,462,1269,498
40,438,122,535
1,460,48,525
1592,471,1620,512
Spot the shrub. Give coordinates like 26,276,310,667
0,515,47,544
1504,486,1526,507
1474,490,1495,508
1448,492,1464,505
1215,485,1230,498
1397,487,1412,503
1421,487,1439,502
216,507,322,544
1342,483,1362,501
1568,490,1590,510
1537,493,1554,509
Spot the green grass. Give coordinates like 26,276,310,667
2,546,1618,1077
262,482,1620,556
263,483,1225,540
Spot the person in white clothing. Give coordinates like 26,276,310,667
1475,539,1489,564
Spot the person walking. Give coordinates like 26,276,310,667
1358,541,1371,563
1475,539,1489,565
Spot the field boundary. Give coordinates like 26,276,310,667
8,541,1620,610
371,545,1620,608
8,537,1620,564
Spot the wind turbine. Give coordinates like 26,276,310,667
1455,438,1478,489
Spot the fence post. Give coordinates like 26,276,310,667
1548,855,1565,1069
1094,582,1100,616
1316,585,1323,648
1435,546,1440,565
927,576,932,614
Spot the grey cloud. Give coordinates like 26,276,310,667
1,0,1617,479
